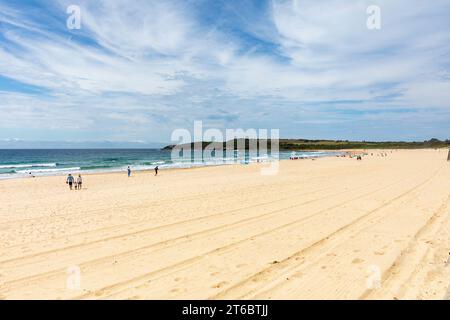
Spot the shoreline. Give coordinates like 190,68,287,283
1,148,446,182
0,158,296,183
0,150,347,181
0,148,445,183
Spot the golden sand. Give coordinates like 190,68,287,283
1,149,449,299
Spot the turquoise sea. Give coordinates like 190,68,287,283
0,149,344,179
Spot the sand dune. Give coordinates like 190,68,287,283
0,149,449,300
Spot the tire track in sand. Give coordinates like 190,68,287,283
76,177,414,299
2,169,353,254
2,177,385,291
360,192,450,300
208,168,440,299
0,183,337,265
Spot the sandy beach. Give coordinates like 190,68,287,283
0,148,449,300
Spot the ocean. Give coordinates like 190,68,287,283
0,149,344,180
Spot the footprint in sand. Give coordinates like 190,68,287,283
352,258,364,264
210,272,220,276
212,281,229,289
326,253,337,257
94,290,104,297
374,251,385,255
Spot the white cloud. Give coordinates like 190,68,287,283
0,0,449,141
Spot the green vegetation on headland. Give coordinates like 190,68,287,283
162,138,450,151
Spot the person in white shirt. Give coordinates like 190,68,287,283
77,175,83,190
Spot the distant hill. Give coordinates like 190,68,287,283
162,138,450,151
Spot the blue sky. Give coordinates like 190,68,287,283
0,0,450,145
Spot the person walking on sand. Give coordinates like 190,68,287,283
66,174,74,190
127,166,131,177
154,165,159,176
77,174,83,190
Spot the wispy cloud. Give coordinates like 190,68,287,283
0,0,449,142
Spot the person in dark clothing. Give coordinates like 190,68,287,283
154,166,159,176
66,174,74,190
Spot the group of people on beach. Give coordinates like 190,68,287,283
65,165,159,190
127,165,159,177
66,174,82,190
